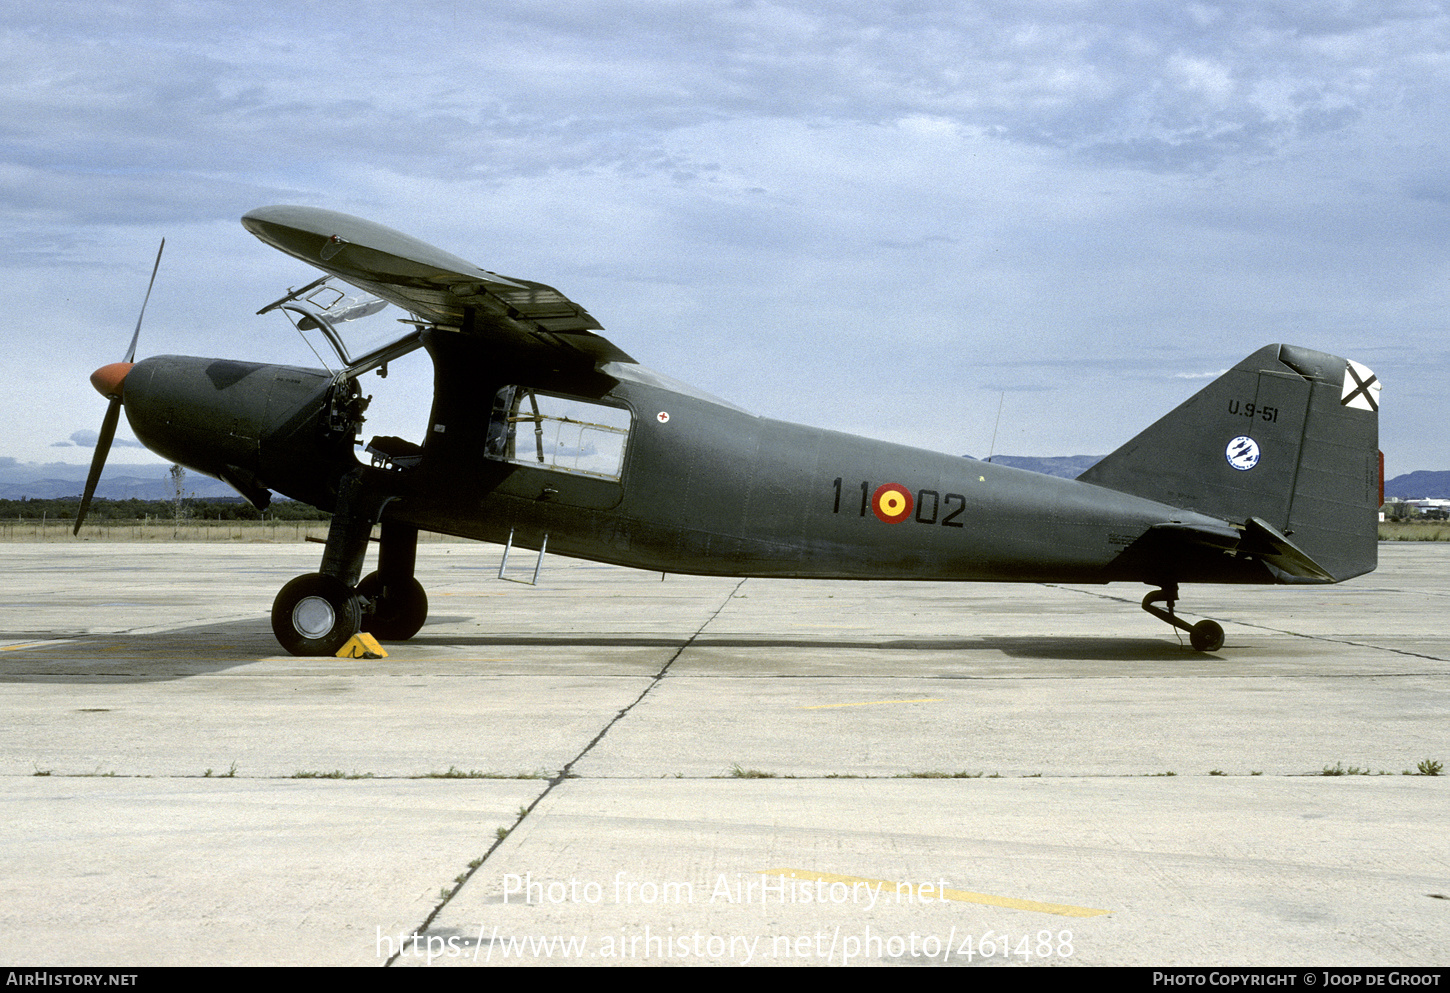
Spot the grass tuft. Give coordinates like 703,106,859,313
422,766,544,780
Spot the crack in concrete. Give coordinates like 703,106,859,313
388,577,748,966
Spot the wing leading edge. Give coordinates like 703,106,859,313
242,206,633,366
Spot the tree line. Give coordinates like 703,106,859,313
1,496,331,522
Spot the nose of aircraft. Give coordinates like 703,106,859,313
89,362,134,401
117,355,349,509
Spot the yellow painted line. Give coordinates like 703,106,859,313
799,698,943,710
1,640,69,652
756,869,1111,918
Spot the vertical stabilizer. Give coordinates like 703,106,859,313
1079,344,1379,582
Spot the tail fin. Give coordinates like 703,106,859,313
1079,344,1379,582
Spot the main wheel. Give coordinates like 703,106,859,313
1189,619,1225,652
272,573,363,656
357,572,428,641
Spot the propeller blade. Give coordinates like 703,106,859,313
74,398,121,536
123,238,164,363
75,239,163,536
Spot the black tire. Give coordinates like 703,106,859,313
1189,619,1225,652
272,573,363,656
357,571,428,641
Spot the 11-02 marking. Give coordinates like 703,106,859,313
832,478,965,527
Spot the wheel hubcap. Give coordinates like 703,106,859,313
292,596,335,638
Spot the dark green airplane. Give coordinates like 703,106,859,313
75,206,1382,656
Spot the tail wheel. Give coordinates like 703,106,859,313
1143,586,1227,652
358,572,428,641
1189,620,1225,653
272,573,363,656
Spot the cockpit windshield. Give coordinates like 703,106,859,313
257,275,422,375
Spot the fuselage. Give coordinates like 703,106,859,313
122,330,1256,588
418,386,1238,584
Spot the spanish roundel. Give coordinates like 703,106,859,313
871,483,913,523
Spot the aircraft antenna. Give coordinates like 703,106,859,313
986,391,1005,463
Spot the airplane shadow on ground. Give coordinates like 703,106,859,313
376,625,1205,663
0,616,1206,683
0,618,283,683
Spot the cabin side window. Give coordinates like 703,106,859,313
485,387,632,481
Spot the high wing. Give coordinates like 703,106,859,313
241,205,633,366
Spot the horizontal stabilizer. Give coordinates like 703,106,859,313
1147,520,1241,549
1240,517,1335,583
1140,516,1334,584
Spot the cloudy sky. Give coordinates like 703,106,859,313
3,1,1446,479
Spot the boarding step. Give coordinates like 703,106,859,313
498,528,548,585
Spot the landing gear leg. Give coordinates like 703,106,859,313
1141,584,1225,652
359,520,428,641
271,469,389,656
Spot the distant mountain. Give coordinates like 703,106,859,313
975,455,1103,479
0,459,237,500
1384,471,1450,500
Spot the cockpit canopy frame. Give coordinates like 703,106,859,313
257,275,423,377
